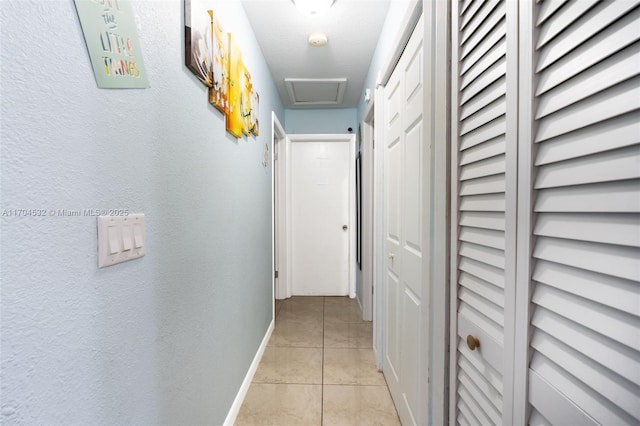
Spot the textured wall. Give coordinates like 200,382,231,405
284,108,357,134
0,0,283,423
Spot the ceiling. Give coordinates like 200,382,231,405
240,0,391,109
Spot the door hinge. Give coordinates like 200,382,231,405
275,270,279,279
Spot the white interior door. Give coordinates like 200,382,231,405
290,136,352,296
383,15,426,425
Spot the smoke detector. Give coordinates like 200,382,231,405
308,32,328,47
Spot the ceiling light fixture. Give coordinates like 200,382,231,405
292,0,335,16
308,32,328,47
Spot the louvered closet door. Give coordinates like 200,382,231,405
450,1,518,425
526,1,640,424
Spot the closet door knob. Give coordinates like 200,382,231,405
466,335,480,351
342,225,348,231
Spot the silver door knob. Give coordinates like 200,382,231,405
343,225,348,231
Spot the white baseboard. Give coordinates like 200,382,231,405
223,319,274,426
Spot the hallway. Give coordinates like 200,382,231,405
235,297,400,425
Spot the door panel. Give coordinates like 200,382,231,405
451,0,517,424
402,122,423,299
451,1,640,424
527,2,640,424
290,140,350,296
401,290,420,418
385,269,401,381
383,15,425,426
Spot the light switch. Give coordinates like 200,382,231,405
98,213,146,268
108,225,120,254
133,223,143,248
122,224,133,251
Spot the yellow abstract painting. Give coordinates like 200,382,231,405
226,33,243,138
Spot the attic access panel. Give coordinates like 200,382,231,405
285,78,347,106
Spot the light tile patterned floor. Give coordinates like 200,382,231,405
236,296,400,426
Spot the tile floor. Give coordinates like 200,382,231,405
235,296,400,426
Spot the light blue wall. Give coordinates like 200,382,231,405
357,0,413,123
0,1,283,424
285,108,357,134
354,0,413,306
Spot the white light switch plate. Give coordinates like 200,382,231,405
97,214,145,268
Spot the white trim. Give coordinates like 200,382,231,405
419,6,433,424
363,95,375,125
429,1,451,424
285,134,293,299
514,1,534,423
286,134,357,298
373,84,385,370
349,134,356,299
361,101,375,320
501,2,520,423
272,112,288,300
449,1,461,423
379,0,422,87
223,320,274,426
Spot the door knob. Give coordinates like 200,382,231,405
343,225,348,231
466,335,480,351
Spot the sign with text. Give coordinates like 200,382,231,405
74,0,149,88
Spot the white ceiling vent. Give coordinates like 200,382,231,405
284,78,347,106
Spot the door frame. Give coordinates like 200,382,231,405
373,82,385,370
361,101,375,321
272,112,288,301
286,133,357,298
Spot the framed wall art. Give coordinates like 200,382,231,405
250,89,260,136
184,0,213,87
208,13,228,113
184,1,260,140
226,33,244,138
241,65,250,135
74,0,149,88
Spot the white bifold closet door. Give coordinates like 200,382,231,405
383,15,426,426
451,1,640,425
525,1,640,424
450,0,519,424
